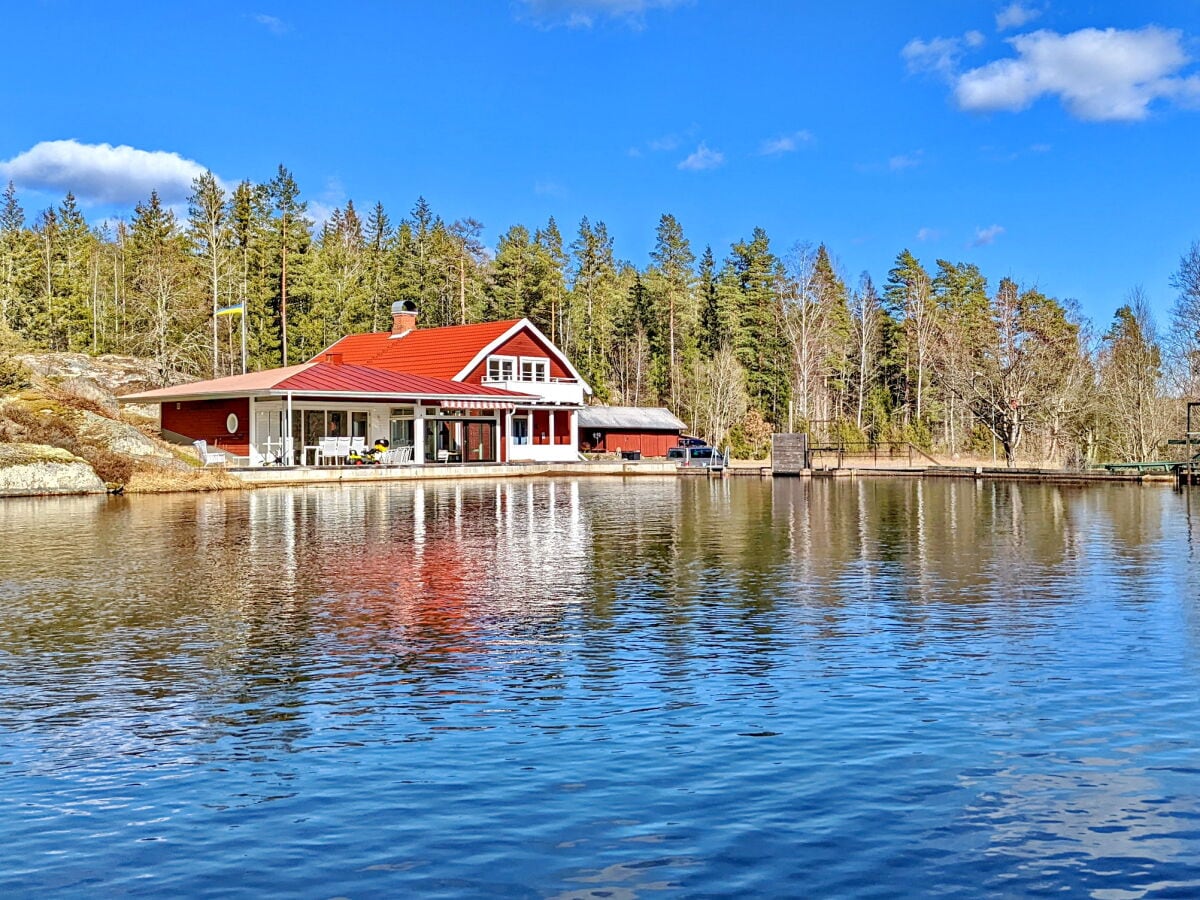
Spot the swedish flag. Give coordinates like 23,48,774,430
215,303,245,317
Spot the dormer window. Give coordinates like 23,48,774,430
520,357,549,382
486,355,516,381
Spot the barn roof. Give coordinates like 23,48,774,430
578,406,686,431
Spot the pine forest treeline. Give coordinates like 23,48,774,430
1,167,1198,465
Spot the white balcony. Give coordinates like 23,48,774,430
507,442,578,462
481,377,585,405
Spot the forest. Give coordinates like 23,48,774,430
1,164,1198,465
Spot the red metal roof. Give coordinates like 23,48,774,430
321,320,522,379
120,361,535,403
276,363,533,397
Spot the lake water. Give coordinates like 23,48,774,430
2,477,1200,898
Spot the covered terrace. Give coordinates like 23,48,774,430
119,360,561,467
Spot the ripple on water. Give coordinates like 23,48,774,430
1,479,1199,896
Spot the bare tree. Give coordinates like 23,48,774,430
849,273,882,432
684,345,749,449
1098,288,1173,461
1168,241,1200,397
778,244,834,432
934,278,1084,467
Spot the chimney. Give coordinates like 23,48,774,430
324,352,344,366
391,299,419,334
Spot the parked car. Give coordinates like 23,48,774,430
667,444,725,467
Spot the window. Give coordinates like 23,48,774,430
519,357,549,382
486,355,516,381
512,415,529,445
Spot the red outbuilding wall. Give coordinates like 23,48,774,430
581,429,679,457
161,398,251,456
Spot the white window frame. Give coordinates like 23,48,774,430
511,413,530,445
519,356,549,382
486,355,517,382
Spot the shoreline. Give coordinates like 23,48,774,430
0,457,1183,499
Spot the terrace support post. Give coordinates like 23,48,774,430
549,409,556,451
285,392,294,466
414,411,426,466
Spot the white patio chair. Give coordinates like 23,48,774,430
332,436,352,463
193,439,228,467
350,436,366,455
396,445,413,464
316,436,336,465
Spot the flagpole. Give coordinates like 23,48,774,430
241,305,247,375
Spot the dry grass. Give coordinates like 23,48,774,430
124,466,243,493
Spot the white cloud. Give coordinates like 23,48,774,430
889,150,924,171
972,224,1005,246
308,200,337,228
954,26,1200,121
0,139,211,205
253,14,290,35
534,179,568,197
995,3,1040,32
917,227,941,242
518,0,687,28
648,134,681,152
903,31,985,76
678,142,724,172
759,130,814,155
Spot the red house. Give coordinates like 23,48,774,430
121,301,592,466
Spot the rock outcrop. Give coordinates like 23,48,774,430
15,351,168,397
0,442,106,496
1,351,238,495
74,409,183,465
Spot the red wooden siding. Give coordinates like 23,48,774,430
162,398,251,456
580,429,679,457
461,329,572,384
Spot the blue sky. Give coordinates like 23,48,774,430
2,0,1199,326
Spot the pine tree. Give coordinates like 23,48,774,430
266,165,311,365
364,201,394,331
448,217,488,324
696,245,725,354
490,224,537,320
127,191,203,380
647,213,696,408
187,171,230,375
0,182,34,334
726,227,790,427
230,180,277,368
885,249,935,431
568,217,621,397
534,217,567,341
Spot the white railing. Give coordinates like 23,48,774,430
508,443,579,462
481,378,585,405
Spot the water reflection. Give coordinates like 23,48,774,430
1,477,1199,897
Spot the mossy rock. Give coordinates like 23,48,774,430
0,442,105,496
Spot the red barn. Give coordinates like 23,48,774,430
578,406,686,457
